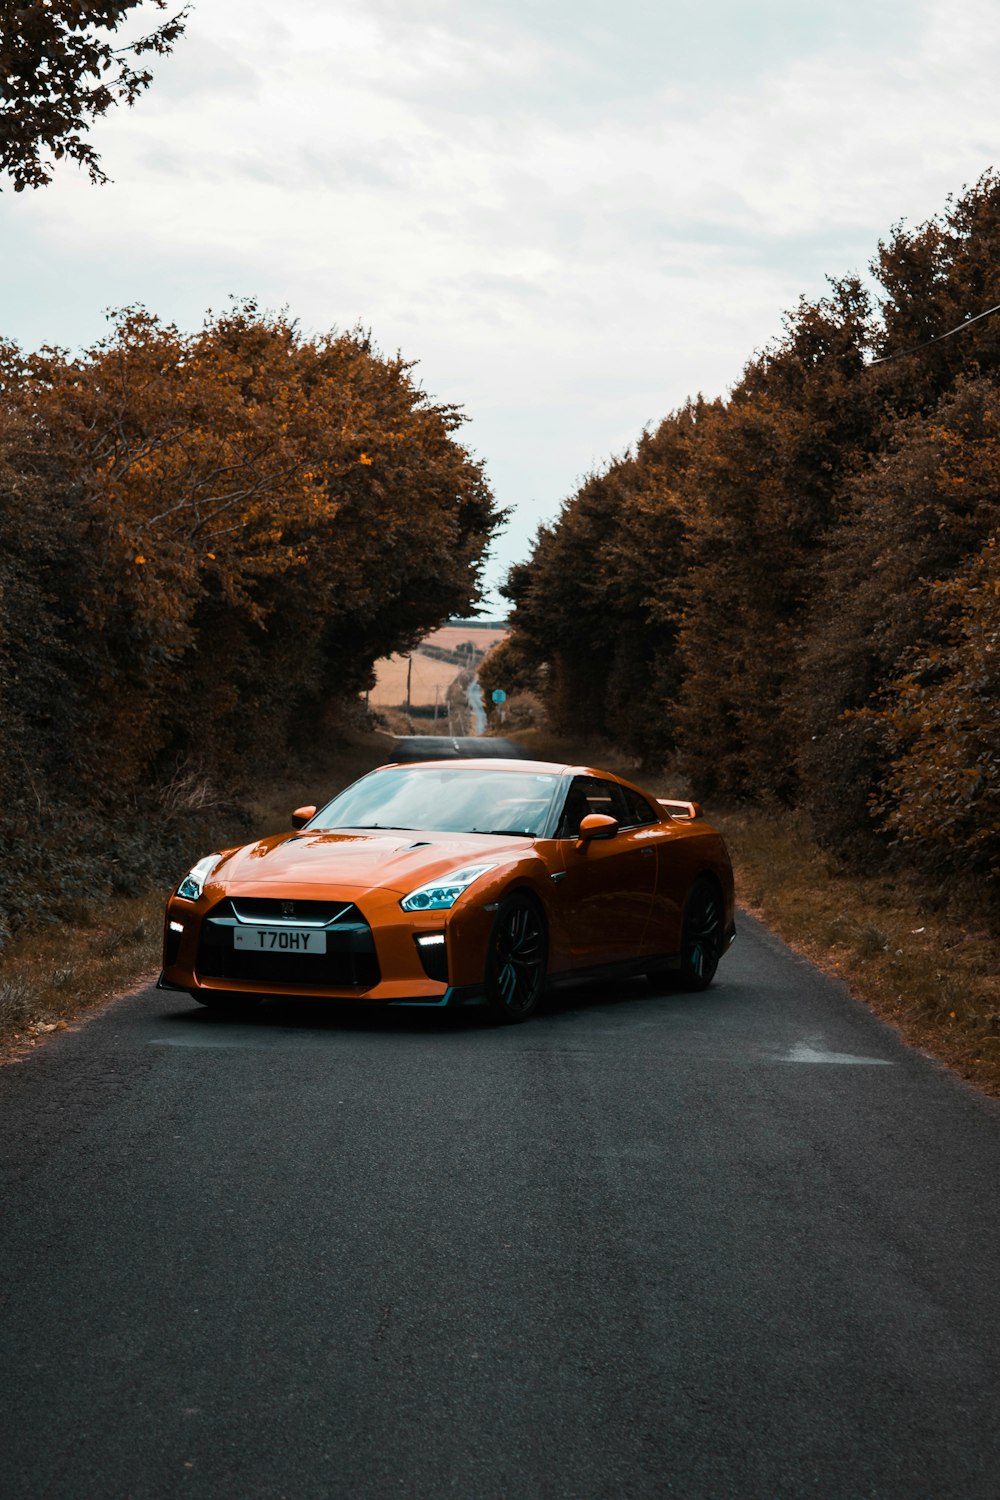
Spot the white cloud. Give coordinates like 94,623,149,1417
1,0,997,600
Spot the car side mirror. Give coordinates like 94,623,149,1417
291,805,317,830
576,813,619,848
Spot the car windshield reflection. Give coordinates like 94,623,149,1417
308,767,561,838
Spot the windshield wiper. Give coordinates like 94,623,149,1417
472,828,534,837
313,825,416,832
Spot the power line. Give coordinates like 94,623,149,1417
869,301,1000,365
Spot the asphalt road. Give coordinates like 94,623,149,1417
388,733,531,761
2,915,1000,1500
466,680,488,735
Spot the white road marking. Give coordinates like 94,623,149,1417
147,1033,897,1064
782,1042,893,1066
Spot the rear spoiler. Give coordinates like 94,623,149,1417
657,798,704,821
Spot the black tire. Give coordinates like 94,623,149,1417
193,991,261,1016
484,894,547,1024
647,877,724,993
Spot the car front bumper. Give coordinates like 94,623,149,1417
160,880,496,1005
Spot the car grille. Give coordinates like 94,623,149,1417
228,898,354,926
197,899,380,990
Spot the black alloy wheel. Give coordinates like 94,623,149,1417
647,876,724,993
675,877,724,990
484,894,547,1024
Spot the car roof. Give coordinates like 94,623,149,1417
374,756,628,782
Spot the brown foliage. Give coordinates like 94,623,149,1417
477,634,547,729
497,404,701,762
877,535,1000,877
501,171,1000,895
0,1,190,190
794,374,1000,855
0,304,499,942
674,277,877,803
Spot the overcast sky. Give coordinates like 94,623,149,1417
2,0,997,607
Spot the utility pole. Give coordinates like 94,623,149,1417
406,655,412,716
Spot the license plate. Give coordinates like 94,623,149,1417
232,926,327,954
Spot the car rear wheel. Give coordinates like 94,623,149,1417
647,877,723,993
484,894,547,1024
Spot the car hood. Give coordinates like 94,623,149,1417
209,829,533,896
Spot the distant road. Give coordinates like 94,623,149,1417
389,733,530,761
2,915,1000,1497
466,677,487,733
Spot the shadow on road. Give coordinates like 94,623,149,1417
154,974,744,1042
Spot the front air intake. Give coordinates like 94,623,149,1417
196,899,380,990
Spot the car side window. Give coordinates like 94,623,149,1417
619,786,659,829
556,776,629,838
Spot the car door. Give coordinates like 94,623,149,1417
552,776,658,968
617,783,683,958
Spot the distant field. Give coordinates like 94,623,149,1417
368,625,509,709
424,624,509,653
368,652,462,708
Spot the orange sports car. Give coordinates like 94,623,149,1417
159,758,735,1023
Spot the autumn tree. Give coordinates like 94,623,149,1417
478,632,544,706
876,535,1000,878
499,404,701,760
787,174,1000,853
870,170,1000,413
0,304,500,940
0,0,189,190
674,278,876,801
502,172,999,891
794,375,1000,854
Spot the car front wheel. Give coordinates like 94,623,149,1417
484,894,547,1024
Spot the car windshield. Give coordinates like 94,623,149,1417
308,767,562,838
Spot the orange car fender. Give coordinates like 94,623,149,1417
673,827,735,921
445,856,558,988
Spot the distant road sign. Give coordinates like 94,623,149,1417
491,689,507,704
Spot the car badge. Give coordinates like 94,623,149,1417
281,901,296,917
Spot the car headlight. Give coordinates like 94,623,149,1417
400,864,495,912
175,854,222,902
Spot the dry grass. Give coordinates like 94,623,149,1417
0,891,166,1058
368,652,462,708
0,725,399,1063
370,705,419,736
